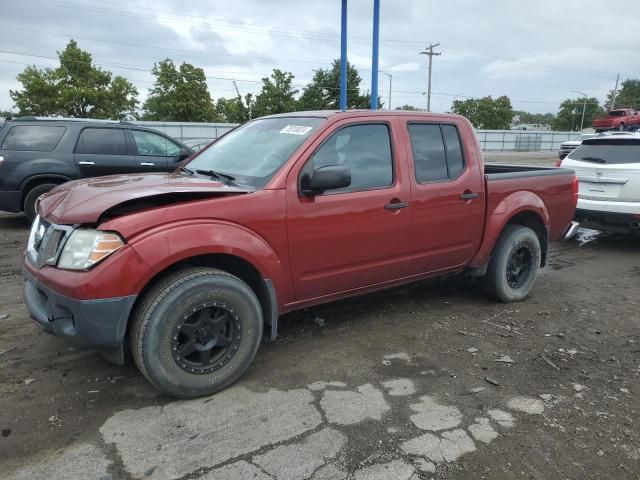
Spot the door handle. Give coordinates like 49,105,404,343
384,201,409,210
459,192,480,201
140,162,155,166
78,161,95,166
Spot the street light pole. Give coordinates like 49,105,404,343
572,90,588,131
379,70,392,109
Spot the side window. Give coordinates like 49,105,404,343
303,124,393,194
408,123,465,183
408,124,448,182
76,128,128,155
441,125,465,178
131,130,179,157
2,125,66,152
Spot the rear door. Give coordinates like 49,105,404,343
286,119,412,300
563,138,640,208
404,120,484,274
129,129,182,172
74,127,138,177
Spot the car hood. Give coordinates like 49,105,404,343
39,172,251,224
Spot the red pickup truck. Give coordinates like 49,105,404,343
592,109,640,132
23,111,578,398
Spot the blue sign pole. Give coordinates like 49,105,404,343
370,0,380,110
339,0,348,111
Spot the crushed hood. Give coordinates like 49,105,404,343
39,172,251,224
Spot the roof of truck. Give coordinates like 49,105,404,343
262,110,462,119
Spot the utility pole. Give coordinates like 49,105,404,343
420,43,441,112
370,0,381,110
571,90,587,131
379,70,392,109
610,73,620,110
339,0,348,111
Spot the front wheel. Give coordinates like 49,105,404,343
482,225,541,303
130,268,263,398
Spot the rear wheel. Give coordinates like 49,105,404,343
130,268,263,398
23,183,57,222
618,123,626,131
482,225,541,302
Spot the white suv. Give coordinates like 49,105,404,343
560,133,640,233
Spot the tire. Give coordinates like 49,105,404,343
23,183,57,222
130,267,263,398
618,123,625,131
482,225,541,303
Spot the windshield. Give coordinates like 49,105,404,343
185,117,325,188
568,140,640,164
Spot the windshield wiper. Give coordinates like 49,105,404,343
180,166,194,175
581,156,606,163
195,169,238,186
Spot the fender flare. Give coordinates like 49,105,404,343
469,191,549,268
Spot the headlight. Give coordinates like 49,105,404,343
57,229,124,270
27,215,44,262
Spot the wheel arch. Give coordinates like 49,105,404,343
128,253,279,344
20,174,71,202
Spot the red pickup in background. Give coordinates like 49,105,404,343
23,110,578,398
593,108,640,132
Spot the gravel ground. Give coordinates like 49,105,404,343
1,152,639,479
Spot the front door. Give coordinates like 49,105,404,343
405,121,484,274
129,129,180,172
286,121,412,300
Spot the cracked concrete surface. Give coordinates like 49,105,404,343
7,354,548,480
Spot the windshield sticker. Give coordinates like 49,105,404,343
280,125,313,135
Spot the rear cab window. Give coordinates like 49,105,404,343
75,128,128,155
569,139,640,164
2,125,66,151
407,123,466,183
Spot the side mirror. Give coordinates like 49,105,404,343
302,165,351,196
175,148,191,162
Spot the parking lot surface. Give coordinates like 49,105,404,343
1,153,639,479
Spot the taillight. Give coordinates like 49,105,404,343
555,159,562,167
572,175,579,206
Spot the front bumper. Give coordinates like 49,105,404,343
23,268,136,362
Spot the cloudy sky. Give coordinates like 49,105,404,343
1,0,639,115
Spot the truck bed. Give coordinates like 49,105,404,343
485,163,575,179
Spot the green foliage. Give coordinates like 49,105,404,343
214,94,254,123
142,59,217,121
10,40,138,119
252,69,298,118
298,60,378,110
606,79,640,110
451,96,513,129
0,110,16,119
394,104,421,111
513,110,555,125
552,97,603,131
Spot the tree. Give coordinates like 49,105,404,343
394,104,421,111
298,60,378,110
214,94,254,124
552,97,603,131
252,69,298,118
0,110,15,119
513,110,555,125
10,40,138,119
606,79,640,110
142,59,217,121
451,96,513,129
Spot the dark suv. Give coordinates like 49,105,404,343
0,118,193,221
